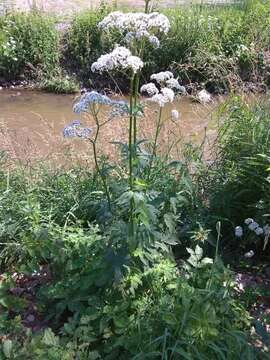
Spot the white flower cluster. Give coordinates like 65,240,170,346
140,82,159,96
91,46,143,74
124,31,160,48
141,72,185,107
244,218,265,236
150,71,173,84
235,218,269,239
143,87,174,107
150,71,185,92
98,11,170,35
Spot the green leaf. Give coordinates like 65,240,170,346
164,213,176,233
3,340,12,358
42,328,59,347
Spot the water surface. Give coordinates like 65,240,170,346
0,89,221,166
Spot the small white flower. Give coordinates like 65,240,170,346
98,11,170,36
197,89,211,104
255,227,264,236
161,87,174,102
150,93,167,107
149,88,174,107
235,226,243,238
125,55,144,73
148,35,160,48
166,78,182,91
91,46,143,74
140,82,159,96
248,222,259,231
171,109,179,121
151,71,173,84
244,218,253,225
244,250,255,258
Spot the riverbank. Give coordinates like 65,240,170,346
0,0,270,94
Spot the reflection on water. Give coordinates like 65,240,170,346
0,89,222,166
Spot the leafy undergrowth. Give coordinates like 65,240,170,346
0,96,270,358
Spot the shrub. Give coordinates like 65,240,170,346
0,12,59,80
40,73,79,94
64,9,108,85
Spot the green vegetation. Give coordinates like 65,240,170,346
39,73,80,93
1,96,270,358
1,2,270,359
0,12,59,80
1,0,270,93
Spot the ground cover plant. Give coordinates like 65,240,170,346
0,1,270,359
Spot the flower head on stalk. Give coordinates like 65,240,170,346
140,82,159,96
124,31,160,48
142,71,185,107
73,91,130,120
91,46,143,74
143,86,175,107
235,226,243,238
150,71,174,84
63,120,92,139
73,91,112,114
98,11,170,36
171,109,179,121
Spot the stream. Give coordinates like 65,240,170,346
0,89,223,166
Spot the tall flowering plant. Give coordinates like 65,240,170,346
64,9,184,248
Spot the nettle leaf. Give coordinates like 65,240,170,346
42,328,59,347
164,213,176,233
170,197,178,214
161,233,179,245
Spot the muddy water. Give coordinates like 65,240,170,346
0,89,221,166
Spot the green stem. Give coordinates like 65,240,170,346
148,107,163,179
92,108,111,211
133,73,140,149
145,0,150,13
129,76,134,190
129,76,135,244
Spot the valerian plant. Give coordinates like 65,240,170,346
63,10,185,253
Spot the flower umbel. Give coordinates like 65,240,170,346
63,120,92,139
73,91,112,114
98,11,170,36
91,46,143,74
